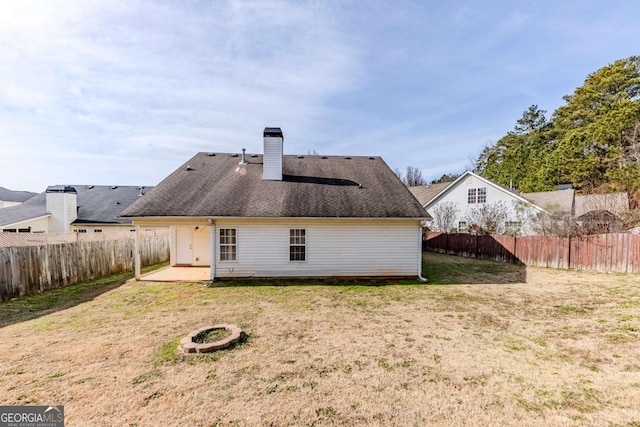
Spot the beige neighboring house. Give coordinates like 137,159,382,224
0,185,154,234
121,127,428,281
0,187,37,208
524,189,629,233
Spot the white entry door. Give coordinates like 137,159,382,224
176,226,192,265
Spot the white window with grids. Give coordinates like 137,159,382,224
467,188,477,204
458,221,468,233
505,221,522,235
289,229,306,262
477,187,487,203
219,228,237,261
468,187,487,204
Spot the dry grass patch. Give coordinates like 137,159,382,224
1,252,639,426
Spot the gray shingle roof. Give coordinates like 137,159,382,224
522,189,575,214
408,183,450,206
121,153,428,219
72,185,152,224
0,199,48,227
0,185,152,228
0,187,38,203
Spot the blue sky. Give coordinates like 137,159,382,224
1,0,639,192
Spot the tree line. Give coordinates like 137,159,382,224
475,56,640,208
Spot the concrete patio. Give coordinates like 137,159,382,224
141,266,211,282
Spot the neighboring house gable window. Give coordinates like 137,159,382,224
468,188,476,204
468,187,487,203
458,221,467,233
477,187,487,203
289,229,306,261
94,229,103,233
77,229,87,233
220,228,237,261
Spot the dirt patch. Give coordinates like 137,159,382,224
0,253,639,426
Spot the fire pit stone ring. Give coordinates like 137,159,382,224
178,323,242,354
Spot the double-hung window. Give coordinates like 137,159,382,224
477,187,487,203
220,228,237,261
468,188,477,204
289,229,306,261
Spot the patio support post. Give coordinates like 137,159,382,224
134,225,141,280
209,220,216,281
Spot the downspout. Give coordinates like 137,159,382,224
209,219,216,282
418,225,428,283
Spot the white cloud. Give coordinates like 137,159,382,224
0,0,361,191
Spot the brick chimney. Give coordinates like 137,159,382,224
263,127,283,181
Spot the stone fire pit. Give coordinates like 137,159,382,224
178,324,242,354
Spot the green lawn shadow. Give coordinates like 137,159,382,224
422,251,527,285
0,262,168,329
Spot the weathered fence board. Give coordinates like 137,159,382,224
0,236,169,301
424,232,640,273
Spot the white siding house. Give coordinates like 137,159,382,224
122,128,427,281
411,171,544,235
162,219,420,278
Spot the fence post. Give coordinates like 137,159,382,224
567,236,572,269
134,226,141,280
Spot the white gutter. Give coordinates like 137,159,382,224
127,216,430,222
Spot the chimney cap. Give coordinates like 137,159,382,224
263,127,283,139
46,185,77,194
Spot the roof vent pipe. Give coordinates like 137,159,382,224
239,148,247,166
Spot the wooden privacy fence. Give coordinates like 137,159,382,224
0,236,169,301
424,232,640,273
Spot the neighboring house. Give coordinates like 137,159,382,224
0,185,153,233
409,171,544,235
523,189,629,233
0,187,37,208
574,192,629,233
522,188,575,216
121,127,428,281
